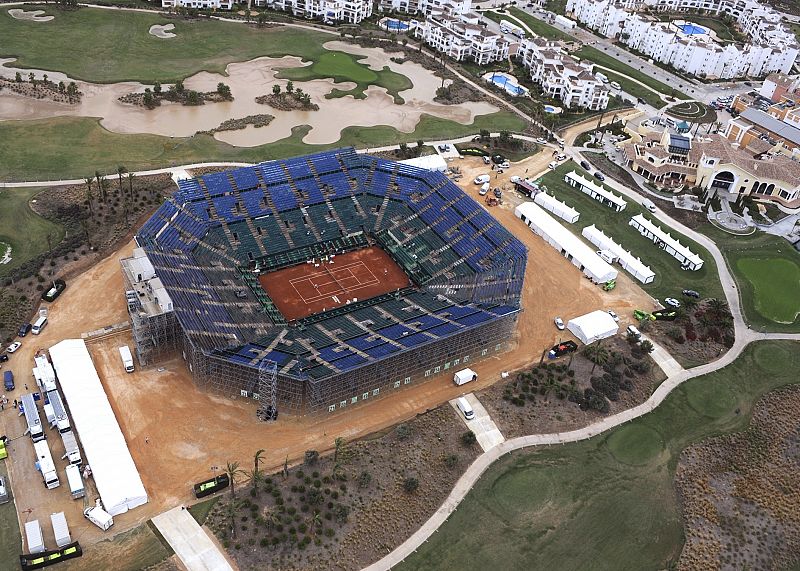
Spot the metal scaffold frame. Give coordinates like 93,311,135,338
256,359,278,422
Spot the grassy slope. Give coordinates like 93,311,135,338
277,51,413,103
0,187,65,275
539,163,724,302
398,340,800,571
507,7,574,42
0,112,527,181
0,6,334,83
573,46,689,100
700,227,800,332
599,69,664,108
0,463,21,565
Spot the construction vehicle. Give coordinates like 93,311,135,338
485,195,500,207
602,279,616,291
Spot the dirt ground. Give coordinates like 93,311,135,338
259,245,409,321
0,139,656,558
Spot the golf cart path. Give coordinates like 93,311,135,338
449,393,505,452
152,506,234,571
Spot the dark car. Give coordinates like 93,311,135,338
493,188,502,198
491,154,506,165
682,289,700,298
593,172,606,181
3,371,13,392
548,340,578,359
18,323,32,337
0,354,8,363
41,279,66,302
580,160,591,170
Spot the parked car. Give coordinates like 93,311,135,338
536,137,547,144
664,297,681,308
580,160,591,170
554,317,565,330
3,371,13,391
0,476,8,504
482,155,491,164
556,154,567,161
491,154,506,165
609,81,621,90
493,188,502,198
548,340,578,358
6,342,22,354
499,161,510,169
593,172,606,181
437,144,449,152
607,310,619,322
682,289,700,298
510,175,522,184
474,174,490,185
472,135,482,142
18,323,31,337
41,279,66,302
0,354,7,363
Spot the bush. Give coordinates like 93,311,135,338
396,423,412,440
443,454,459,469
403,477,419,493
461,431,477,446
304,450,319,466
357,471,372,488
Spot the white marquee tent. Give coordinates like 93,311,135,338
629,214,703,270
582,225,656,284
49,339,148,516
399,154,448,172
515,202,617,284
567,310,620,345
533,192,580,223
564,171,627,211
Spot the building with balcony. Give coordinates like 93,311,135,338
414,10,512,64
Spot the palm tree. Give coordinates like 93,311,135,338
251,448,265,494
307,511,322,538
333,437,345,463
331,462,344,481
127,172,135,202
117,166,127,195
707,298,729,318
262,505,280,533
225,497,243,538
584,342,609,376
224,461,245,498
84,177,94,215
95,171,105,202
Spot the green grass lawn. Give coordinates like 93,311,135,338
398,340,800,571
484,9,573,42
695,225,800,332
188,497,219,526
0,187,65,276
277,51,413,103
538,163,723,302
573,46,689,100
0,6,335,83
0,112,526,181
0,462,21,565
599,69,665,108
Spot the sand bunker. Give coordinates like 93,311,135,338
149,23,176,39
8,9,54,22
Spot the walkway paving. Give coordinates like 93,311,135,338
151,506,234,571
449,393,505,451
643,335,684,377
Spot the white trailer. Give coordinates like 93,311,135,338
65,465,86,499
33,440,60,489
60,431,82,465
84,504,114,531
43,403,56,428
46,390,71,433
24,520,45,554
50,512,72,548
118,345,135,373
500,19,526,37
34,354,57,392
453,368,478,386
20,393,45,442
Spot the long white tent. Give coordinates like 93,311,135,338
49,339,147,516
533,192,580,223
567,310,619,344
629,214,704,270
564,171,627,211
582,225,656,284
515,202,617,283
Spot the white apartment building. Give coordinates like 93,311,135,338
378,0,472,16
518,38,610,110
253,0,372,22
162,0,233,9
566,0,800,78
415,11,511,64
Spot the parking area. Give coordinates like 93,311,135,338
449,393,505,452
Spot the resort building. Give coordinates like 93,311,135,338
414,10,512,64
517,38,610,110
378,0,472,16
725,107,800,152
161,0,233,9
621,131,800,206
564,0,799,78
252,0,373,22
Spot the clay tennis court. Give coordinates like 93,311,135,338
258,246,411,320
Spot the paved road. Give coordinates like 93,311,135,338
152,506,234,571
449,393,505,452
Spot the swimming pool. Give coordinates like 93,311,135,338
543,105,563,114
482,72,529,97
678,23,707,35
379,18,414,32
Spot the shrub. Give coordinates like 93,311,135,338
461,431,477,446
403,477,419,493
304,450,319,466
396,423,412,440
358,471,372,488
443,454,459,469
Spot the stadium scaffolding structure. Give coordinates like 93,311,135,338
123,148,528,415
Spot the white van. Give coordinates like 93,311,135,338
31,315,47,335
482,155,491,165
474,174,490,185
609,81,621,90
479,182,490,196
453,368,477,386
456,397,475,421
66,464,85,500
626,325,641,340
641,198,657,213
595,72,609,84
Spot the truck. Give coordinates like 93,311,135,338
119,345,135,373
84,503,114,531
34,354,57,392
51,512,72,548
65,465,86,499
33,440,60,489
24,520,45,554
453,368,477,386
20,393,45,442
3,370,13,391
499,19,526,38
60,431,82,465
46,390,71,433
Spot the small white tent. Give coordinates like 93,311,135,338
567,310,619,345
533,192,580,223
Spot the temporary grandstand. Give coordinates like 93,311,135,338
629,214,704,270
581,225,655,284
514,202,616,283
564,171,627,211
124,148,527,415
